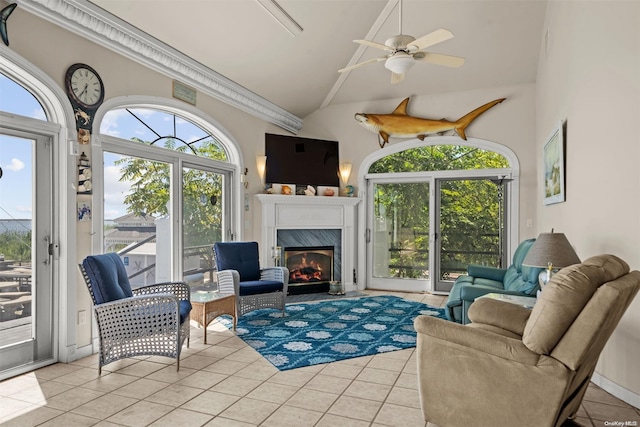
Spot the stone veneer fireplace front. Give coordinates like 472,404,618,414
255,194,361,293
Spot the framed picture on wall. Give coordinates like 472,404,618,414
543,121,565,205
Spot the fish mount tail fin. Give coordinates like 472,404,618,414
453,98,506,140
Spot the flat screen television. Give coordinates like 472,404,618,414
265,133,340,187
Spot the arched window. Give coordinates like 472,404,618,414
369,145,509,172
0,74,47,120
364,139,516,293
102,107,228,159
96,102,239,289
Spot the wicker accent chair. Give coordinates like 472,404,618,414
80,253,192,374
214,242,289,317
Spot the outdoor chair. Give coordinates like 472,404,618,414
79,252,191,374
213,241,289,317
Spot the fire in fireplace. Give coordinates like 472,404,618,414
284,246,334,294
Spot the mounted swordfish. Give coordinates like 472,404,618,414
355,97,506,148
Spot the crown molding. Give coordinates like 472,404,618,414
20,0,303,134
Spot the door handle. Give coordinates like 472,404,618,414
44,236,59,264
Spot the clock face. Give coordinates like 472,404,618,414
66,64,104,109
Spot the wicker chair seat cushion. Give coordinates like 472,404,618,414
239,280,283,296
214,242,261,281
83,253,133,304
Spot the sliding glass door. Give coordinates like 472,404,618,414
367,179,431,292
366,174,506,293
433,178,504,292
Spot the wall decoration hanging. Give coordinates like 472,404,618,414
77,202,92,222
77,152,92,194
543,121,565,205
65,63,105,145
354,97,505,148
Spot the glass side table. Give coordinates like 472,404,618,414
190,291,236,344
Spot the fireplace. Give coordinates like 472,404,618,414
285,246,334,294
255,194,361,294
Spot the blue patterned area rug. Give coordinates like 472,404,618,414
229,295,446,371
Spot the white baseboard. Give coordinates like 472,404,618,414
591,372,640,409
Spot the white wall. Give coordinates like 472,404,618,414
535,1,640,399
301,83,539,242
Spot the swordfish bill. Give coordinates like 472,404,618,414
355,97,506,148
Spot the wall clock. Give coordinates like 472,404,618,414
65,63,105,142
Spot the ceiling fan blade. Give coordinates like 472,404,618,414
414,52,465,68
354,39,393,52
338,56,387,73
407,28,454,52
391,72,405,84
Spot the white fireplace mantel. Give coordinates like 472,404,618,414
255,194,362,291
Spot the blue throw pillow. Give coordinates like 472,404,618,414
214,242,261,281
83,253,133,304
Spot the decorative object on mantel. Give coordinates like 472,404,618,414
354,97,506,148
522,229,580,293
318,186,338,197
303,185,316,196
77,152,92,195
267,183,295,195
0,3,17,46
543,120,566,205
346,185,355,197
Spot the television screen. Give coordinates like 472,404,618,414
265,133,339,187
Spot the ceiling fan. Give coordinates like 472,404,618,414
338,0,465,84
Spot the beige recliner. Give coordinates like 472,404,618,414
414,254,640,427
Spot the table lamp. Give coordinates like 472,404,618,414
522,230,580,289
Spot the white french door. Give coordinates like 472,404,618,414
0,127,54,378
99,136,233,284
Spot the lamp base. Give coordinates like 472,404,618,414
538,269,555,290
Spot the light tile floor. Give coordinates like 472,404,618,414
0,291,638,427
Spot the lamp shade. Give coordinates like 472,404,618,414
339,161,352,185
522,232,581,269
256,155,267,184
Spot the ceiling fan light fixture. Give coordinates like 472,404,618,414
384,52,415,74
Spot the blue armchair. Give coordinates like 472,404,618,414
445,239,544,324
213,242,289,317
80,253,192,374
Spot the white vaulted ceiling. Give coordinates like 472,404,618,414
26,0,548,129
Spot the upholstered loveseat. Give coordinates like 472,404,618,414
445,238,544,323
415,254,640,427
